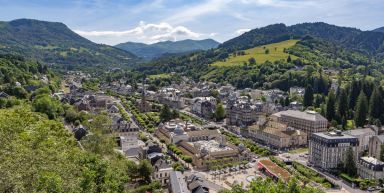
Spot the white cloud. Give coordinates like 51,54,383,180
209,33,218,37
235,28,251,35
74,21,203,45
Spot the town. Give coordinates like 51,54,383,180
53,70,384,193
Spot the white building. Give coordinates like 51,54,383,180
343,127,376,155
357,156,384,179
309,130,358,170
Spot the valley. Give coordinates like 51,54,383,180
0,4,384,192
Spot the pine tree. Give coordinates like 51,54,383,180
337,88,348,119
348,80,360,109
369,87,383,121
284,97,290,107
345,147,357,177
303,85,314,107
287,55,292,63
326,90,336,121
354,91,368,127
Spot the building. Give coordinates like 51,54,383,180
288,101,303,111
157,87,185,109
258,159,291,182
186,175,209,193
156,120,249,170
155,119,200,144
272,110,328,134
176,136,250,170
137,82,151,112
368,135,384,159
309,130,358,170
357,156,384,180
191,97,217,119
343,127,376,155
226,96,263,126
0,91,10,98
169,171,191,193
289,86,305,97
248,120,307,149
152,158,173,187
89,94,114,110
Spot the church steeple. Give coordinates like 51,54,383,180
141,77,146,101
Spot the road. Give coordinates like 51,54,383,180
281,151,372,193
117,97,191,169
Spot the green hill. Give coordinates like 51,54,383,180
212,39,298,67
0,19,139,69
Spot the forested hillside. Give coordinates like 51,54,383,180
0,19,138,69
137,22,384,90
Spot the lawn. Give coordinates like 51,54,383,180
211,39,299,67
288,148,308,154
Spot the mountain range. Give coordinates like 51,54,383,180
0,19,138,69
115,39,219,60
0,19,383,72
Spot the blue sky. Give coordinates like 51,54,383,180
0,0,383,45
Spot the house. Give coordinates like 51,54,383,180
186,175,209,193
191,97,217,119
0,91,10,98
108,105,120,114
289,87,305,97
73,125,87,141
152,158,173,187
74,99,91,111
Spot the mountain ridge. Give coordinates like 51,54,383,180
373,27,384,33
115,38,219,60
0,18,138,69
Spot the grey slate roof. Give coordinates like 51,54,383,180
376,135,384,143
274,110,328,122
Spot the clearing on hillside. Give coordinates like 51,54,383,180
148,73,172,80
212,39,299,67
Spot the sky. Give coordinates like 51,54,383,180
0,0,383,45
